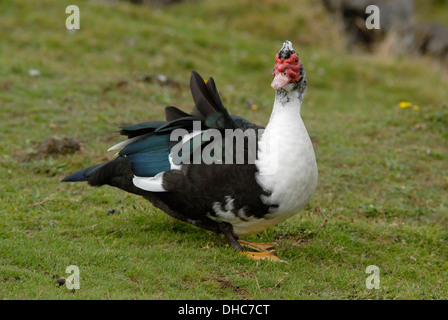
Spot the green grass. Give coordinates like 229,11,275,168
1,0,447,299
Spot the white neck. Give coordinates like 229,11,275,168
270,86,304,120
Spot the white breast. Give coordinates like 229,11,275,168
209,93,318,237
255,99,318,226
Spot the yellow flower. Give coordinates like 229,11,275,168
250,104,259,111
399,101,412,108
194,17,204,26
413,105,419,110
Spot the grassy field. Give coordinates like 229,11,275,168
1,0,447,299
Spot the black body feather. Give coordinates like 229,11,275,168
62,71,271,250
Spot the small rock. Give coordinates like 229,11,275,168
57,277,66,286
28,69,41,77
107,208,120,215
136,73,185,88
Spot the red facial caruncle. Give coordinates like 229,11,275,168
271,52,301,90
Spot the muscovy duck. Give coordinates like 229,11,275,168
62,41,318,261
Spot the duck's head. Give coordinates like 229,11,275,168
271,41,306,92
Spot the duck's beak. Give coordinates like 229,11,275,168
271,73,290,90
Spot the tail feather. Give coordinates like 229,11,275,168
62,157,143,197
61,162,109,182
62,157,131,186
165,106,191,121
189,71,234,129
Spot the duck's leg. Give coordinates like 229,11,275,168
237,240,286,262
218,224,286,263
237,239,278,252
219,222,243,251
240,251,286,262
